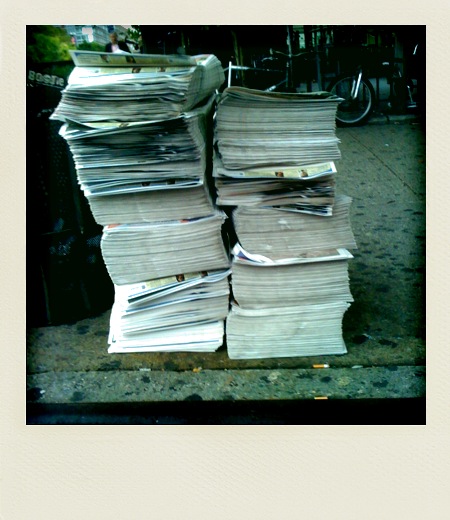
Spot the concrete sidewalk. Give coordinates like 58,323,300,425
26,115,426,423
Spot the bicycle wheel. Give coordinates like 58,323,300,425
328,75,375,127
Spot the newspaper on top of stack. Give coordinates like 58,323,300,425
214,86,342,171
51,51,225,124
50,53,225,225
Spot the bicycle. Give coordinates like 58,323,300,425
326,66,376,126
385,43,421,113
327,41,422,126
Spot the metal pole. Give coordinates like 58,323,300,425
315,49,322,91
286,25,294,90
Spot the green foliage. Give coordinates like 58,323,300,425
127,25,142,43
77,41,105,52
27,25,75,63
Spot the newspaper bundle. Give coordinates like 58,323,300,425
108,269,231,353
100,212,230,286
232,195,357,258
213,156,337,216
58,97,217,224
226,244,354,359
214,86,342,170
52,51,225,123
50,51,230,353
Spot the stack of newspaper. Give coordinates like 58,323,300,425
108,269,231,353
226,244,355,359
51,51,225,123
51,52,225,225
213,87,343,216
214,87,342,170
58,98,217,224
213,86,356,359
51,51,231,353
213,157,337,216
232,195,357,258
100,213,230,285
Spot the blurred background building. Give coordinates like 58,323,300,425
59,25,129,47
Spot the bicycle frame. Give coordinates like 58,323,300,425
226,62,286,90
351,70,363,100
327,68,375,126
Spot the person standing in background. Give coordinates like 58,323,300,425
105,31,129,53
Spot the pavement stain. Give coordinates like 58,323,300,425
164,361,178,371
352,335,369,344
27,387,44,402
94,330,109,337
373,380,389,388
70,391,85,402
184,394,203,402
379,339,398,347
99,360,122,371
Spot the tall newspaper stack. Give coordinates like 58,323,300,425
213,86,357,359
51,50,231,353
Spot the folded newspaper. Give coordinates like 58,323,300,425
108,269,231,353
84,180,217,225
100,212,231,285
108,320,226,353
214,86,342,170
213,156,336,215
232,194,357,258
50,52,225,124
56,97,218,224
226,300,350,359
231,243,353,308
